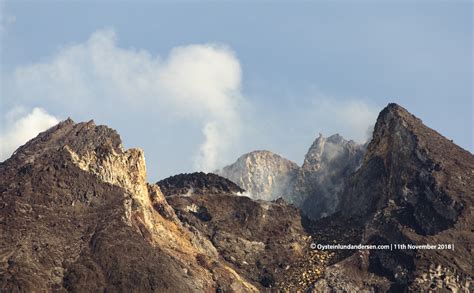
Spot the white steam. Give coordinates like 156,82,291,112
195,122,220,172
11,29,244,171
4,28,381,177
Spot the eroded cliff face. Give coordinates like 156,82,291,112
217,150,300,201
310,104,473,292
0,119,258,292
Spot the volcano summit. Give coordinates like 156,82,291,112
1,104,472,292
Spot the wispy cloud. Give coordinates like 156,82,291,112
307,97,379,143
0,107,59,161
0,1,15,34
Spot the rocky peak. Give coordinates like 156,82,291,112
3,118,175,227
301,133,325,172
326,133,344,144
217,134,366,219
157,172,244,197
287,133,366,219
9,118,148,203
11,118,123,161
340,103,472,228
302,133,363,172
315,103,474,291
216,150,299,200
0,119,262,292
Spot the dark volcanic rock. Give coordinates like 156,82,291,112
158,172,335,290
0,119,259,292
310,103,474,292
340,104,469,234
166,193,328,289
157,172,244,197
158,171,330,289
0,119,326,292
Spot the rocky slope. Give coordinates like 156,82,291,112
217,150,299,201
156,172,333,290
308,104,473,291
218,135,365,219
0,119,260,292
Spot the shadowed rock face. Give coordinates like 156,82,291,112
291,133,366,218
339,104,469,234
309,104,473,292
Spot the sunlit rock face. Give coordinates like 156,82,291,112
0,119,259,292
217,150,300,201
218,135,365,219
1,119,324,292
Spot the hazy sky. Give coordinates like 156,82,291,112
1,1,472,181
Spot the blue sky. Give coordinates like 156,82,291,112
1,1,472,181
